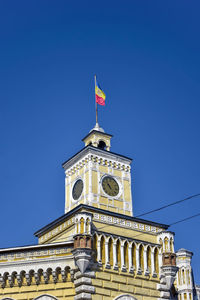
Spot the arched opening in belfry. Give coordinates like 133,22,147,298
98,140,106,150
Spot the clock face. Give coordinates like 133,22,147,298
102,176,119,197
72,179,83,200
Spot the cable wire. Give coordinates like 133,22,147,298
135,193,200,218
40,194,200,243
40,211,200,245
169,212,200,226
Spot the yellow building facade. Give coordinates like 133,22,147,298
0,124,197,300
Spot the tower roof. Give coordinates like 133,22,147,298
82,124,113,151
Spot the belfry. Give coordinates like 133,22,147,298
0,122,198,300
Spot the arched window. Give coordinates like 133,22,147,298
34,295,59,300
79,237,85,248
114,295,138,300
164,237,168,252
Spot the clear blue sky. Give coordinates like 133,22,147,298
0,1,200,281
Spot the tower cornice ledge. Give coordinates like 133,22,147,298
62,145,132,171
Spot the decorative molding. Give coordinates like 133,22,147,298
64,151,131,177
0,255,74,288
72,249,92,274
93,212,160,234
39,220,75,244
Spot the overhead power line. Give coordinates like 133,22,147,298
40,194,200,243
169,212,200,226
135,193,200,218
96,211,200,234
41,211,200,244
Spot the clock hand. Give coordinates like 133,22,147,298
108,183,111,189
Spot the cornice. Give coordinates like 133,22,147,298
0,241,73,253
62,145,132,172
34,204,169,238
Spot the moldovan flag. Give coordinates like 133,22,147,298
95,79,106,106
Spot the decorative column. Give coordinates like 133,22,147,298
128,243,134,273
120,240,126,272
83,219,86,233
87,220,91,234
176,249,194,300
78,219,81,234
158,250,163,270
16,274,22,286
88,156,93,204
97,236,101,264
113,240,118,270
75,218,78,234
158,252,178,300
143,246,149,276
136,244,142,275
75,213,92,236
8,275,14,287
105,238,110,269
151,247,156,277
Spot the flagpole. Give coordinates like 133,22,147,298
95,75,98,124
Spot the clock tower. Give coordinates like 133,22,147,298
62,123,133,216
